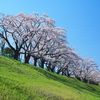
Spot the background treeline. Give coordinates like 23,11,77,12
0,12,100,85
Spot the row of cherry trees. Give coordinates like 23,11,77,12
0,12,100,84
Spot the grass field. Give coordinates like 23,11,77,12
0,55,100,100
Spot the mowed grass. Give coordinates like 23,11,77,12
0,55,100,100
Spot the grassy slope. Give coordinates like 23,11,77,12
0,55,100,100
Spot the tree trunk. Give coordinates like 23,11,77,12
57,68,62,74
1,41,5,53
46,62,51,71
67,72,70,77
51,66,55,73
24,53,30,63
83,78,88,83
41,59,45,69
34,57,38,66
14,51,20,60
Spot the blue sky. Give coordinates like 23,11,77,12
0,0,100,66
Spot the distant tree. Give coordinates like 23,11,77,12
87,70,100,84
56,49,81,76
73,57,99,83
3,47,14,57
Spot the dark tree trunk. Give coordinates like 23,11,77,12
51,66,55,73
62,71,65,75
67,72,70,77
65,66,70,77
1,42,5,53
76,76,81,81
62,72,67,76
25,54,30,63
24,51,30,63
14,51,20,60
34,57,38,66
83,78,88,83
57,68,62,74
46,62,51,71
41,59,45,69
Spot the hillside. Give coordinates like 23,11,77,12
0,55,100,100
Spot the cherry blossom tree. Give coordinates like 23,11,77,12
20,13,67,67
72,57,99,83
0,12,100,85
87,70,100,84
0,13,31,59
0,12,57,60
56,49,81,76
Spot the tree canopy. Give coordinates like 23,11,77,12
0,12,100,85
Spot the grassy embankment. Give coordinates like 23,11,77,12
0,55,100,100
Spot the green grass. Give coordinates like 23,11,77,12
0,55,100,100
